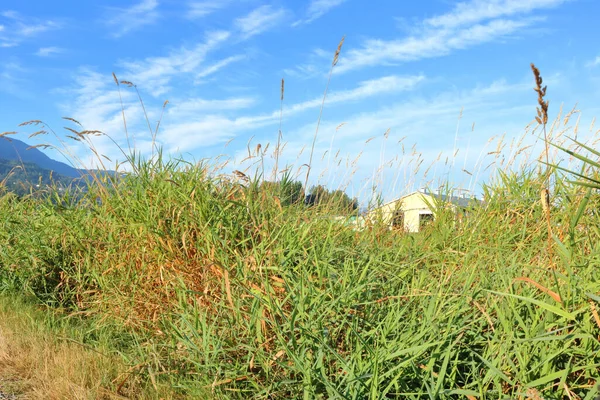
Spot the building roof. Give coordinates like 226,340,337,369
435,192,480,208
373,189,481,211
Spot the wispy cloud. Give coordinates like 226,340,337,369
104,0,160,38
293,0,348,26
586,56,600,68
195,55,246,82
187,1,226,19
169,97,256,113
284,62,322,79
35,46,64,57
335,0,568,74
235,75,425,129
59,68,148,166
285,75,425,115
84,4,286,100
0,11,61,47
284,48,332,78
160,116,240,153
110,4,289,95
119,30,231,96
159,74,424,154
425,0,568,29
0,62,31,98
57,31,245,160
234,5,287,39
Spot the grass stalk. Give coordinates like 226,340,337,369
304,36,345,191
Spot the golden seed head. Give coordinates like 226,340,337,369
531,63,549,125
332,36,345,67
62,116,82,126
18,120,43,126
28,130,48,138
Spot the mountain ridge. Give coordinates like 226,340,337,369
0,136,82,178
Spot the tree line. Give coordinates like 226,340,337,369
259,173,358,215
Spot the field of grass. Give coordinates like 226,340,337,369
1,66,600,399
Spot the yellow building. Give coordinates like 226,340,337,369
368,189,479,232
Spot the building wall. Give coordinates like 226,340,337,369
398,192,435,232
369,192,435,233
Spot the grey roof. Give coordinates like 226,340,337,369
434,193,481,208
374,190,482,210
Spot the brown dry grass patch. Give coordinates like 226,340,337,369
0,297,171,400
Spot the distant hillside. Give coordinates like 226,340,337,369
0,158,85,197
0,137,82,178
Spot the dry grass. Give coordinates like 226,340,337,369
531,63,553,257
0,297,174,400
304,35,345,190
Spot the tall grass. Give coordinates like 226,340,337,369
1,62,600,399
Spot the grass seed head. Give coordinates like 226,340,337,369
62,116,82,127
332,36,345,67
531,63,549,125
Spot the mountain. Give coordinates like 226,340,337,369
0,158,85,197
0,137,82,178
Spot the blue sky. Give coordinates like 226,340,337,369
1,0,600,202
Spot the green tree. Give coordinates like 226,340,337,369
259,171,304,206
307,184,358,215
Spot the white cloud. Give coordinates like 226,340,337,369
0,62,31,98
59,3,288,153
58,68,148,167
293,0,347,26
1,11,18,19
187,1,226,19
169,97,256,113
335,0,568,74
160,116,239,152
159,74,424,154
91,4,285,99
35,46,64,57
154,96,261,153
60,73,256,160
425,0,569,29
195,55,246,81
285,75,425,115
0,11,61,47
586,56,600,68
234,5,287,39
284,63,321,79
119,30,231,96
284,48,332,78
104,0,160,38
235,74,424,127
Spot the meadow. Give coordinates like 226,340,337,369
1,63,600,399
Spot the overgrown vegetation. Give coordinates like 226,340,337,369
0,63,599,399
